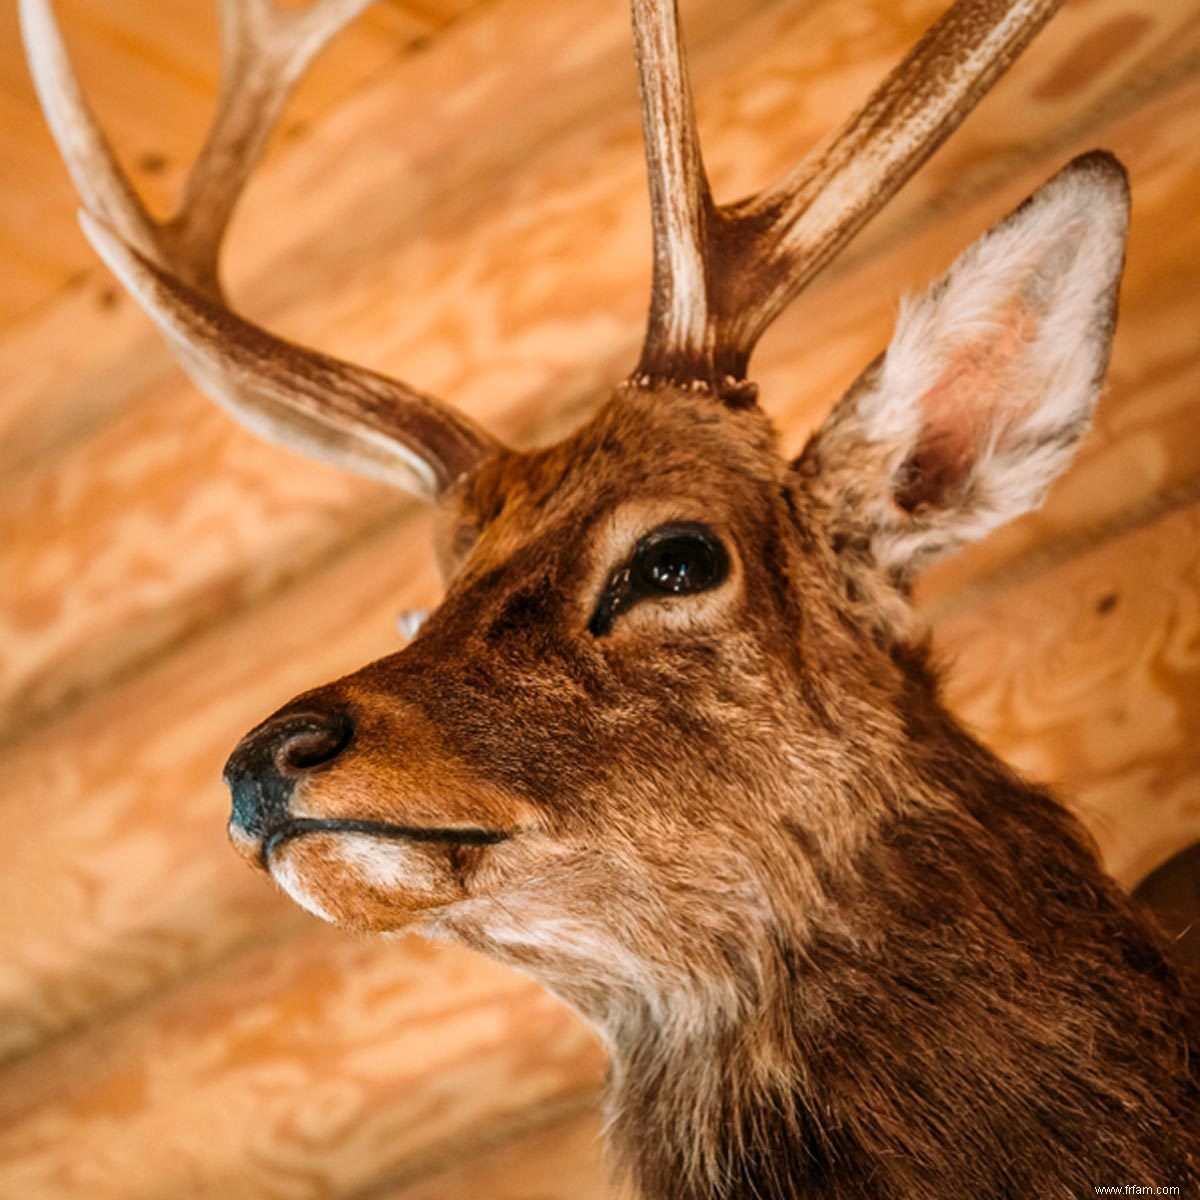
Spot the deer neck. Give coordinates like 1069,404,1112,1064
597,710,1198,1200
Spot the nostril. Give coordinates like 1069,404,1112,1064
223,706,353,840
273,710,354,774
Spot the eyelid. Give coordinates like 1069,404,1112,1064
588,521,728,637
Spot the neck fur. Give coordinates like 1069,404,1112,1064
597,725,1200,1200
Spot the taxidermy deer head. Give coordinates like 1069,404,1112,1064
25,0,1199,1197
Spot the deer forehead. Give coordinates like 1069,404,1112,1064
448,389,788,570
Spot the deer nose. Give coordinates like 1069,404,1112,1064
223,709,353,838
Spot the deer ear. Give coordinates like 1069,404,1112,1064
798,152,1129,581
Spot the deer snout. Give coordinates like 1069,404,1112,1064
224,708,354,849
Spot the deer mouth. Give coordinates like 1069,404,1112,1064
260,817,510,865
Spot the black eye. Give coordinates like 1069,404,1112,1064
632,526,726,595
589,522,729,636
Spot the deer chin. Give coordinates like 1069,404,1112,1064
257,824,505,934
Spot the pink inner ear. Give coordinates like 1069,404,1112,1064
893,300,1036,514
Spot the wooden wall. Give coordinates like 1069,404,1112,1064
1,0,1197,1195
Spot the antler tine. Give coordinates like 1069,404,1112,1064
630,0,1065,392
81,211,496,495
22,0,502,499
168,0,377,294
730,0,1065,356
20,0,371,299
19,0,160,263
630,0,715,385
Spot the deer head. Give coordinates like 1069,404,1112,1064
25,0,1129,1066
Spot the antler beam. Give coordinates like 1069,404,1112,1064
28,0,1066,484
631,0,1065,392
20,0,500,497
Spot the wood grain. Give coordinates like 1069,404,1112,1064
0,0,760,468
0,930,603,1199
1,0,1197,1196
3,2,1197,742
380,1106,621,1200
0,0,478,327
0,506,442,1062
1,0,1197,1068
939,501,1200,889
1,494,1196,1196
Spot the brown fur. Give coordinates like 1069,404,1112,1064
31,0,1196,1190
233,380,1199,1198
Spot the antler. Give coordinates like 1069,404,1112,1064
630,0,1065,394
20,0,499,497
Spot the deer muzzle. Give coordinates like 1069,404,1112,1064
221,681,526,932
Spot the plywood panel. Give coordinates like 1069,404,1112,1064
938,501,1200,889
3,18,1198,742
1,497,1195,1197
0,0,761,467
0,0,479,325
380,1107,621,1200
6,0,1193,464
1,0,1198,1195
0,931,603,1199
0,506,441,1062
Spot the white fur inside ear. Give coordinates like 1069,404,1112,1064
874,157,1127,436
845,153,1129,574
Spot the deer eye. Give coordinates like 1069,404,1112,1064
632,525,727,595
589,522,729,636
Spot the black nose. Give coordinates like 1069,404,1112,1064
223,708,353,837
